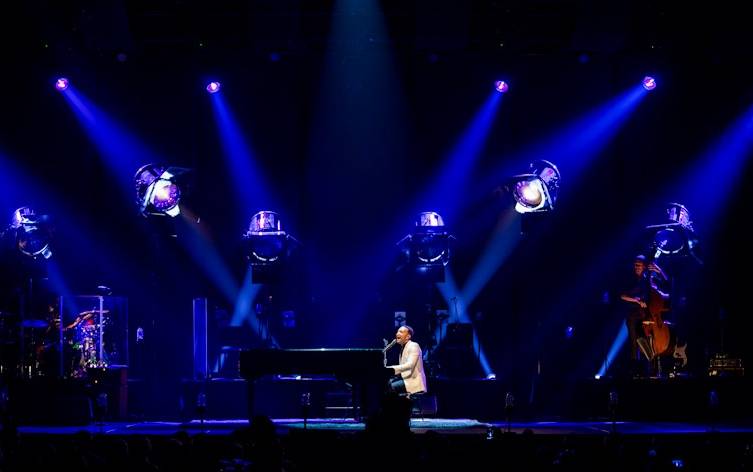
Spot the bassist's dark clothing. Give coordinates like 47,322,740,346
622,275,650,363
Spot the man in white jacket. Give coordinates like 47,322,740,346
387,325,427,397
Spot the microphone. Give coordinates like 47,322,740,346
382,338,398,352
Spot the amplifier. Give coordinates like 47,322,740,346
708,353,744,377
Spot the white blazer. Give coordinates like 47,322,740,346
390,340,427,394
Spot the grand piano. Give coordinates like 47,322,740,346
239,348,393,421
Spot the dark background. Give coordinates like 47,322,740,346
1,1,751,417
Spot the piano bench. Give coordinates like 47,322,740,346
409,392,437,419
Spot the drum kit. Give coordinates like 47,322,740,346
0,307,111,378
67,308,111,377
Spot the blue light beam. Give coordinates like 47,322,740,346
419,90,503,222
460,207,521,306
456,86,650,312
177,211,240,305
60,86,160,194
666,102,753,240
230,267,276,346
477,84,649,202
437,268,494,377
209,93,277,218
596,324,628,378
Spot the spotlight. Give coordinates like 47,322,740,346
243,211,299,283
397,212,454,280
206,81,221,94
417,211,445,233
666,202,693,231
55,77,69,91
413,211,451,265
652,227,686,256
244,211,284,262
494,80,509,93
645,202,699,259
8,207,53,259
515,181,543,207
507,160,560,213
642,76,657,91
134,164,183,217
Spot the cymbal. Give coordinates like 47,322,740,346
21,319,49,328
78,309,110,315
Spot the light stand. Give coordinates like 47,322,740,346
505,392,514,433
708,390,719,433
301,392,311,430
242,211,299,349
8,207,54,379
94,392,108,430
608,390,619,434
254,291,275,348
396,212,454,379
196,391,207,429
425,307,449,378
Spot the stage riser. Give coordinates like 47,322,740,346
10,370,128,425
572,378,753,421
179,378,512,420
180,379,347,419
12,384,92,426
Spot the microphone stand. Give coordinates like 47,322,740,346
383,339,397,367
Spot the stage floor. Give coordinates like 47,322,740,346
14,418,753,437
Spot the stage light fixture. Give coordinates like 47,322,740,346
507,160,560,213
646,202,699,259
642,76,657,91
134,164,183,217
244,211,285,263
242,211,298,282
397,211,454,280
55,78,69,91
206,81,221,94
8,206,53,259
494,80,509,93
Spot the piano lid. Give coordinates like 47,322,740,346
239,348,389,380
270,348,382,352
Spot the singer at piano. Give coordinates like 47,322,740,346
386,325,427,397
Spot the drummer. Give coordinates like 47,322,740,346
65,308,102,330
